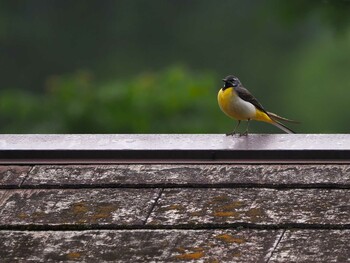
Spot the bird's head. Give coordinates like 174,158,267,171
222,75,240,90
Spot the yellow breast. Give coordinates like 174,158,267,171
217,88,233,115
218,87,273,123
217,87,251,120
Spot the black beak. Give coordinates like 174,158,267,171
222,78,227,82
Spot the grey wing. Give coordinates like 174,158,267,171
234,85,267,114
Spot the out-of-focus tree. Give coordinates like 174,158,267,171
270,0,350,32
0,67,228,133
0,0,349,133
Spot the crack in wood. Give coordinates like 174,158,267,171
143,188,164,225
265,229,286,263
1,183,349,190
0,223,349,232
18,166,35,187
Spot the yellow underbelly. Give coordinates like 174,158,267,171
217,88,272,123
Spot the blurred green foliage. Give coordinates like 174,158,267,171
0,67,229,133
0,0,350,134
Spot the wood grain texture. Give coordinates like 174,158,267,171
0,166,30,187
0,229,282,262
23,164,350,187
148,188,350,226
269,230,350,262
1,162,349,261
0,189,161,226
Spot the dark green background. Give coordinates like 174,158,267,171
1,0,350,133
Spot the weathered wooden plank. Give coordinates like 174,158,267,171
147,188,350,226
0,166,31,187
269,230,350,262
23,164,350,187
25,165,97,187
0,189,160,226
1,230,348,263
0,229,282,262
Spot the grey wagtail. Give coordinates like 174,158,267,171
218,75,298,135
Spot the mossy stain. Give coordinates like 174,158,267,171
211,195,230,203
246,207,263,217
72,202,89,214
66,252,81,260
213,211,239,217
245,207,264,223
92,204,115,220
216,234,246,244
175,251,205,260
219,201,243,210
17,212,28,219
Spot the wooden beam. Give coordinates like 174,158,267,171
269,230,350,262
0,229,283,262
1,230,349,262
0,166,31,187
0,187,348,229
0,189,161,227
147,188,350,228
19,164,350,188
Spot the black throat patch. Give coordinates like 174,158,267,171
222,82,233,90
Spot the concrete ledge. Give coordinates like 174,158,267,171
0,134,349,163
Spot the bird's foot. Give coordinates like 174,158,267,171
226,132,236,136
239,131,248,136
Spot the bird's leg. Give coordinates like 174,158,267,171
226,120,241,136
240,119,250,136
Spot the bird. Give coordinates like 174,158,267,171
218,75,298,135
